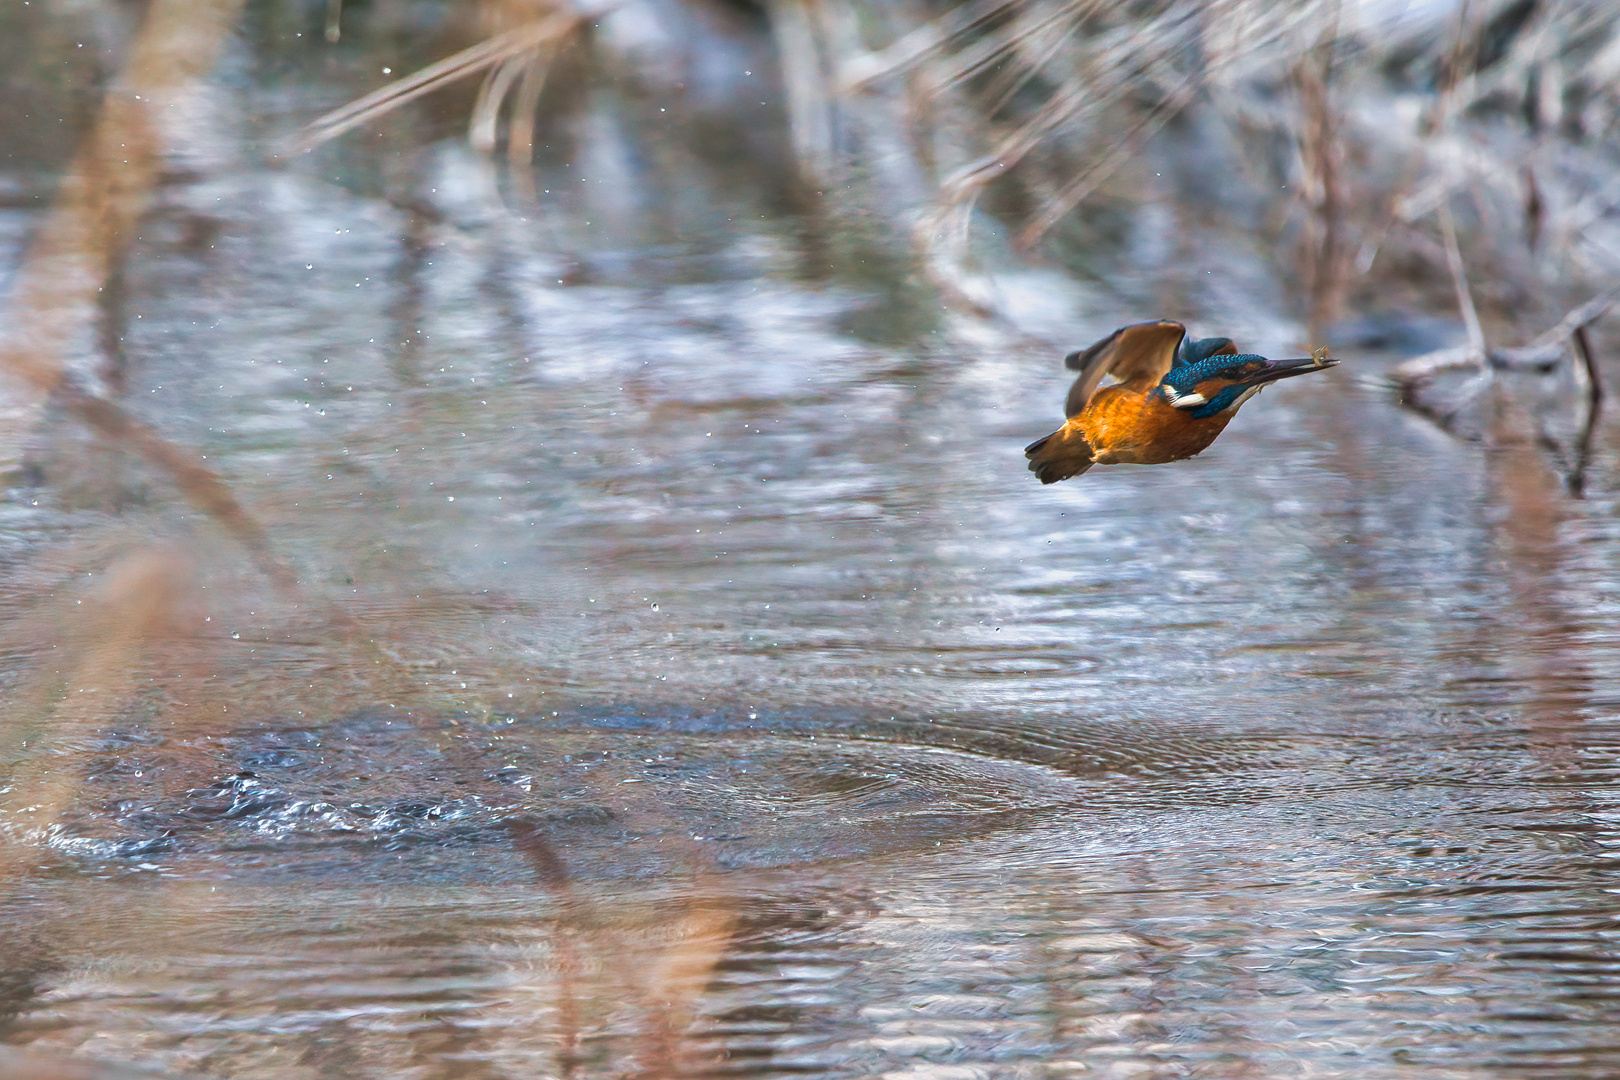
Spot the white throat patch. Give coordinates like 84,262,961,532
1160,386,1208,410
1162,383,1266,413
1227,385,1264,411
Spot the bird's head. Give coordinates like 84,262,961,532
1158,352,1338,419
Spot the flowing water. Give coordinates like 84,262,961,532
4,20,1620,1080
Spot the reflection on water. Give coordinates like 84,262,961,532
4,9,1620,1080
9,741,1620,1078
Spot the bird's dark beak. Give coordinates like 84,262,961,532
1239,356,1339,387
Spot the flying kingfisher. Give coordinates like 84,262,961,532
1024,319,1338,484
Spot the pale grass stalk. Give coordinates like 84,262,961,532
839,0,1018,91
773,0,837,181
1296,26,1346,336
1438,198,1486,358
291,13,583,157
507,41,564,203
1018,73,1196,247
976,0,1107,114
470,54,534,152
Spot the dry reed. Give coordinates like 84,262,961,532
0,1046,212,1080
284,0,1620,337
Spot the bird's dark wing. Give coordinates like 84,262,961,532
1062,320,1186,417
1178,336,1239,364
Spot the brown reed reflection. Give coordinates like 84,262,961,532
0,546,195,871
0,1045,213,1080
0,0,312,879
0,0,337,884
0,0,283,580
508,816,735,1078
1480,378,1603,756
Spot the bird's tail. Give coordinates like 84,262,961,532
1024,424,1095,484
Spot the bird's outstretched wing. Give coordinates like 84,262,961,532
1062,320,1186,417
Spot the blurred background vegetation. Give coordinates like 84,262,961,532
10,0,1620,341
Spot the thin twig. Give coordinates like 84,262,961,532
508,43,561,174
839,0,1019,92
1567,324,1602,496
63,381,295,588
1533,291,1618,348
469,55,530,153
289,15,580,157
1019,72,1196,246
1437,197,1486,357
979,0,1108,118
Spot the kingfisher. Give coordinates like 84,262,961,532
1024,319,1338,484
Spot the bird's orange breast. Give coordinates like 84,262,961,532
1079,387,1236,464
